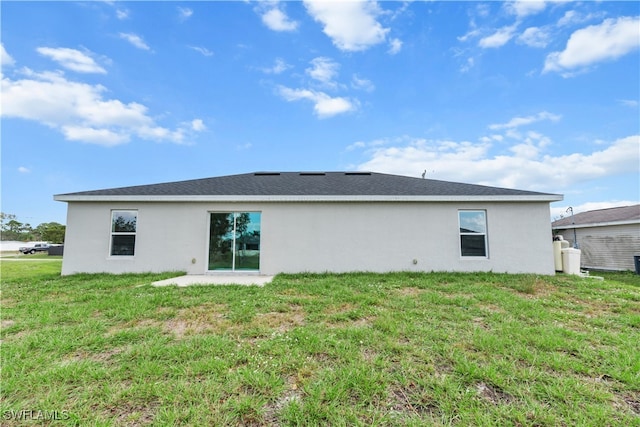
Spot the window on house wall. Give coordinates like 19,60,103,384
459,210,488,257
110,210,137,256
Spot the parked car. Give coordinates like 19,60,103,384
18,243,50,254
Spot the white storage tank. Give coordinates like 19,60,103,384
553,236,571,272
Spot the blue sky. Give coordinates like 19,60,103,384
2,0,639,226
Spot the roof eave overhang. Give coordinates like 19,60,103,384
552,219,639,229
54,194,564,203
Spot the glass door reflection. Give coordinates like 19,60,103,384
208,212,260,271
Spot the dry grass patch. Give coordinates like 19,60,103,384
263,375,304,425
104,303,231,339
1,328,29,343
474,382,515,405
388,383,441,420
472,316,490,330
105,319,156,337
575,299,627,318
164,303,231,338
323,302,374,328
1,319,16,329
526,277,558,297
611,393,640,418
107,303,305,340
478,303,507,314
100,400,160,427
142,303,307,339
395,286,424,297
323,302,356,315
60,346,129,366
361,347,378,362
623,395,640,416
252,305,305,333
1,298,17,308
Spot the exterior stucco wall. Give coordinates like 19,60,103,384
61,201,555,275
62,202,209,275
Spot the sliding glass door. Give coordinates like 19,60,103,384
208,212,261,271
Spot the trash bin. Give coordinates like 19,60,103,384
561,248,581,275
634,255,640,275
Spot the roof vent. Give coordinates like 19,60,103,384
344,172,371,176
254,172,281,176
299,172,326,176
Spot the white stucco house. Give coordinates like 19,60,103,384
54,171,563,276
552,204,640,271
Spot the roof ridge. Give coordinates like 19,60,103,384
54,171,562,200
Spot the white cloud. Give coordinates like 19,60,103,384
1,67,202,146
557,10,603,27
479,24,518,48
476,3,490,18
354,134,640,192
261,7,299,32
557,10,578,27
388,38,402,55
116,9,129,20
351,74,374,92
306,57,339,87
1,43,15,67
459,56,475,73
489,111,561,130
458,28,481,43
236,142,253,151
61,125,130,146
277,86,357,118
136,125,186,143
544,16,640,74
506,0,547,18
119,33,151,51
189,46,214,57
36,47,106,74
619,99,639,108
190,119,206,131
518,26,551,48
303,0,389,51
346,141,366,151
178,7,193,21
481,134,504,143
18,166,30,174
261,58,290,74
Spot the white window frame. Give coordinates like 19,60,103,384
458,210,488,258
109,210,137,257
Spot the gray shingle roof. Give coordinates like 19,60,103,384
55,172,561,200
552,204,640,227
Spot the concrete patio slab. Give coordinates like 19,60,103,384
152,274,273,287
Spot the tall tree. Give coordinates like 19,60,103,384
1,213,28,240
36,222,66,244
1,213,64,242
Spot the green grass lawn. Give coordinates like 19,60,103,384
1,261,639,426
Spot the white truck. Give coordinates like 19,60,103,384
18,243,50,254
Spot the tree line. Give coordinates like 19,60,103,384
0,213,66,243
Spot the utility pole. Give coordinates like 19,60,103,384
566,207,578,249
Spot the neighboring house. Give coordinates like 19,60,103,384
54,172,562,276
552,204,640,271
